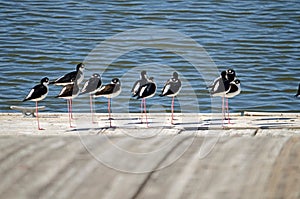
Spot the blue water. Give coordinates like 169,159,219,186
1,0,300,113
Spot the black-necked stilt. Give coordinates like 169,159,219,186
55,81,80,128
94,78,121,128
50,63,85,85
23,77,49,130
132,71,148,97
159,72,182,124
80,73,102,123
209,71,230,120
225,79,241,124
209,69,236,125
131,71,149,122
136,77,156,127
295,83,300,98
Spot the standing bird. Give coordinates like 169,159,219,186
137,77,156,127
23,77,49,130
80,73,102,123
50,63,85,85
55,81,80,128
131,71,148,97
294,83,300,98
94,78,121,128
225,79,241,124
131,71,149,122
159,72,182,124
209,70,231,121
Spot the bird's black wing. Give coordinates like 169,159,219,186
95,84,115,96
81,77,102,94
52,71,77,84
55,84,74,98
23,84,47,101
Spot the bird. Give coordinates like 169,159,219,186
136,77,156,127
224,79,241,124
131,71,149,122
209,69,237,125
55,80,80,128
23,77,49,130
94,78,121,128
159,72,182,124
294,83,300,98
131,71,148,97
50,63,85,86
209,70,231,121
80,73,102,123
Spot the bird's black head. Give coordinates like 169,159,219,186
76,63,85,71
221,71,227,78
148,77,154,82
141,71,147,76
41,77,49,85
111,78,120,84
226,68,236,82
173,72,179,80
226,69,235,75
234,79,240,84
140,71,147,79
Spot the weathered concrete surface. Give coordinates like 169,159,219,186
0,136,299,199
0,113,300,199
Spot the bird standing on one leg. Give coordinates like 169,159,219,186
50,63,85,119
94,78,121,128
209,70,231,124
159,72,182,124
131,71,149,123
55,81,80,128
136,77,156,127
80,73,102,123
23,77,50,130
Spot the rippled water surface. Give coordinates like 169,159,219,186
1,0,300,113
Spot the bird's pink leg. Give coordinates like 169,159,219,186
36,101,43,130
171,96,175,125
226,98,231,124
90,95,96,123
67,100,71,127
67,99,75,128
140,99,144,123
108,98,112,128
144,98,148,127
222,97,225,126
70,99,74,119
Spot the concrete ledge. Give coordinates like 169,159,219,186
1,112,300,136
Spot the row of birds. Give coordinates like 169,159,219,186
23,63,241,130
